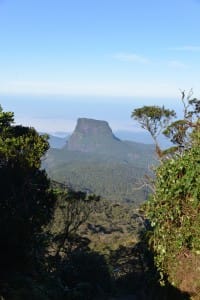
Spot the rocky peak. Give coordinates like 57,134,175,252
67,118,119,152
74,118,113,135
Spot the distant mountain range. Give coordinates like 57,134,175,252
43,118,156,204
47,134,68,149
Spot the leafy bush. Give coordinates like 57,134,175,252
145,144,200,283
132,92,200,295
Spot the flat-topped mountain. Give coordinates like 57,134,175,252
67,118,120,153
70,118,114,139
44,118,156,204
66,118,154,161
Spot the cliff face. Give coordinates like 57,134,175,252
71,118,114,137
67,118,120,153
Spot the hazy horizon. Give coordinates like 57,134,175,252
0,94,184,134
0,0,199,133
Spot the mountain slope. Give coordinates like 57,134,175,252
44,118,156,204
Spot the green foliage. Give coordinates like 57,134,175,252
0,105,115,299
0,104,14,124
145,144,200,280
82,199,143,255
132,106,176,135
162,94,200,150
187,97,200,118
0,106,56,286
132,105,176,157
0,126,49,168
133,93,200,293
50,183,100,256
1,101,192,299
163,119,189,147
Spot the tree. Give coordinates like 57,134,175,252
132,93,200,295
0,105,55,274
162,90,200,150
0,105,103,299
131,105,176,157
50,182,100,257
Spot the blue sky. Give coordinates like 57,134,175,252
0,0,200,133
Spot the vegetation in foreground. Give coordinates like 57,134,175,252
0,105,145,299
132,91,200,299
1,92,199,300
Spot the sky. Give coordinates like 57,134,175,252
0,0,200,133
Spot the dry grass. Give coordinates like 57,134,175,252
169,250,200,299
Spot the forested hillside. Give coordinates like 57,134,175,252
44,118,155,204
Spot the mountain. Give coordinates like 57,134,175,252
114,130,153,144
44,118,156,204
48,134,68,149
67,118,154,161
39,132,68,149
68,118,119,153
115,130,172,149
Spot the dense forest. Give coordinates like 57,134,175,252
45,155,149,204
0,92,199,299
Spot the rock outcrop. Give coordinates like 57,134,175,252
67,118,120,153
